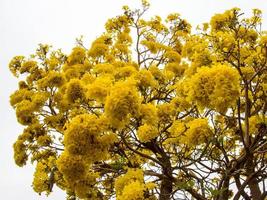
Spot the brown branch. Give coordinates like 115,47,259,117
120,133,163,166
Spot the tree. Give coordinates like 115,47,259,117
9,1,267,199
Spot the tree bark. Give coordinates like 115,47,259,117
218,177,230,200
233,175,251,200
249,178,262,200
247,155,262,200
145,141,173,200
159,155,173,200
159,176,173,200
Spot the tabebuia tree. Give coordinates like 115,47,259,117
9,1,267,199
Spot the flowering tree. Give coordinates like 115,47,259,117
9,1,267,200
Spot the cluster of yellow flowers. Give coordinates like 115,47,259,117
182,35,213,74
210,8,239,31
168,118,211,146
11,90,48,125
105,79,141,128
137,123,158,142
57,152,100,198
114,65,137,79
182,64,240,113
37,71,65,89
163,50,186,78
140,103,158,125
57,114,117,198
114,28,132,55
141,40,164,54
67,47,86,65
88,35,112,58
65,79,86,104
134,69,157,88
248,115,265,135
182,118,212,146
9,55,26,76
13,139,28,166
86,75,113,103
63,114,117,161
115,168,155,200
19,60,38,74
32,162,49,194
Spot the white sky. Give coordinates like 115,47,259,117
0,0,267,199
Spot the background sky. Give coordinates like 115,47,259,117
1,0,267,199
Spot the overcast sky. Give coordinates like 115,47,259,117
0,0,267,199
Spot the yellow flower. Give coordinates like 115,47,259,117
65,79,86,103
87,75,113,103
182,118,211,146
137,123,159,142
64,114,115,162
20,60,37,73
37,71,65,89
9,56,25,77
67,47,86,65
88,35,111,57
105,79,141,128
15,100,35,125
57,152,86,183
13,139,28,167
94,63,115,74
135,69,157,88
185,64,240,113
140,103,158,125
115,168,154,200
32,162,49,194
248,115,264,135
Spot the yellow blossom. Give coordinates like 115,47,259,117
32,162,49,194
65,79,86,104
13,139,28,167
135,69,157,88
137,123,159,142
67,47,86,65
185,64,240,113
105,79,141,128
181,118,211,146
88,35,111,58
64,114,116,161
86,75,113,103
140,103,158,125
37,71,65,89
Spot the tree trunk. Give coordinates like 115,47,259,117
159,177,173,200
248,177,262,200
159,155,173,200
218,177,230,200
247,155,262,200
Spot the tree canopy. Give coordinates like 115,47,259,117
9,1,267,200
